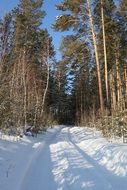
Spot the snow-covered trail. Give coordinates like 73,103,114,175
20,127,127,190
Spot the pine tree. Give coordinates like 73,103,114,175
0,13,13,129
94,0,116,112
59,35,91,124
53,0,105,117
7,0,56,130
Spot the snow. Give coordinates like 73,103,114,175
0,126,127,190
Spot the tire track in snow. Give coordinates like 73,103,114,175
19,126,125,190
66,127,114,190
56,127,114,190
48,127,114,190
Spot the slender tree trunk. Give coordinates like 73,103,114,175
40,63,49,118
57,69,61,119
34,78,39,126
10,62,16,98
110,70,116,114
40,40,50,119
22,48,27,127
80,87,83,125
115,52,122,110
75,90,79,125
124,66,127,108
101,0,109,106
87,0,104,116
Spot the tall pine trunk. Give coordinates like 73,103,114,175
87,0,104,116
110,70,116,114
22,48,27,127
101,0,109,106
115,52,122,111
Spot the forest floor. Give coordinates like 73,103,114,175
0,126,127,190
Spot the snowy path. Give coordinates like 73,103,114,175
0,126,127,190
20,127,127,190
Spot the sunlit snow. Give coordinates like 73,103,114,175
0,126,127,190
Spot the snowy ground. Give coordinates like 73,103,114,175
0,126,127,190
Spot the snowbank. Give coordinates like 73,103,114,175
0,126,61,190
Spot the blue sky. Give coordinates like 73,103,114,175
0,0,119,60
43,0,71,60
0,0,71,60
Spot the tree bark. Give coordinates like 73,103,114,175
115,53,122,110
101,0,109,106
40,40,50,119
124,66,127,108
87,0,104,116
34,77,39,126
110,70,116,114
22,48,27,127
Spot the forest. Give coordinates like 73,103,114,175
0,0,127,140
